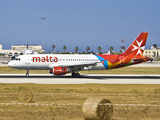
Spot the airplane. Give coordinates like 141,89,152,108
12,35,34,57
8,32,151,77
0,35,35,60
21,35,44,55
10,35,44,60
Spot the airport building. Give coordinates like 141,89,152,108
0,44,43,56
143,44,160,59
12,45,42,52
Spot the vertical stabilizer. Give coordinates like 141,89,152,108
121,33,148,56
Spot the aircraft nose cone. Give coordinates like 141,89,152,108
8,61,14,68
8,62,11,67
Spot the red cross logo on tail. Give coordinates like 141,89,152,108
132,40,145,55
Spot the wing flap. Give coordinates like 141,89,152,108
49,62,98,69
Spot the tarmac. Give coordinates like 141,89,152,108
0,61,160,84
0,74,160,84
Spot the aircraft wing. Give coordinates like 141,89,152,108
60,62,98,67
49,61,99,70
32,49,43,52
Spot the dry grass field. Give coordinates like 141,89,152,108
0,84,160,120
0,67,160,119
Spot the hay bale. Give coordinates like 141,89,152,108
18,89,33,103
82,97,113,120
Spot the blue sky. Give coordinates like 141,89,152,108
0,0,160,53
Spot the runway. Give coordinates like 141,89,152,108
0,61,160,84
0,74,160,84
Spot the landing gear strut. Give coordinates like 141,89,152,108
25,70,29,76
72,71,80,77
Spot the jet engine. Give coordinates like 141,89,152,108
49,67,68,75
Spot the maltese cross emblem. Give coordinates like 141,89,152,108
132,40,145,55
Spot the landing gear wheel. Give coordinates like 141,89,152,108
76,73,80,77
72,72,80,77
25,70,29,77
72,72,76,77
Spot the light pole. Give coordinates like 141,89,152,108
121,38,125,53
41,17,46,51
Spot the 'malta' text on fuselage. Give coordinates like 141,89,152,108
32,56,58,62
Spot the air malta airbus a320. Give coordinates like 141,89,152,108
8,33,151,77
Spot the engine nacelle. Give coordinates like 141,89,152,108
49,67,67,75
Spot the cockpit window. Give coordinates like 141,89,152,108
11,56,15,60
15,58,20,61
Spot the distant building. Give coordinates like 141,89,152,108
0,45,20,56
0,44,42,56
143,44,160,59
12,45,42,51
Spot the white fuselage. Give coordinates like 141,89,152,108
8,54,105,71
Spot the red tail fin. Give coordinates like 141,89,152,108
121,33,148,56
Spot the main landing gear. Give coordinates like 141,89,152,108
25,70,29,76
72,71,80,77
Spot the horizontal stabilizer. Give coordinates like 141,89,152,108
131,57,151,62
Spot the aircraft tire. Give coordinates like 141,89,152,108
72,72,76,77
76,73,80,77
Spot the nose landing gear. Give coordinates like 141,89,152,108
25,70,29,76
